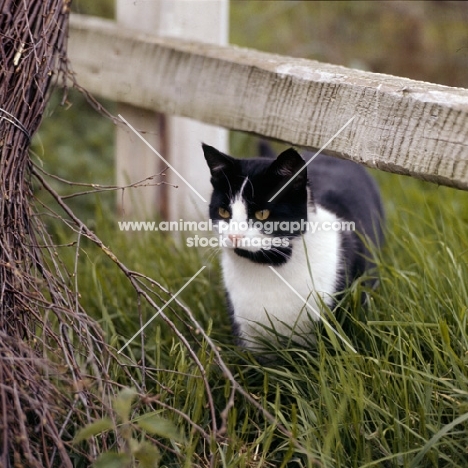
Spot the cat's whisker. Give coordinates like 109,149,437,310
268,247,289,260
205,245,221,263
246,177,255,198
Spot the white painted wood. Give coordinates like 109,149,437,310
154,0,229,222
115,0,228,220
115,104,168,218
69,14,468,191
115,1,164,218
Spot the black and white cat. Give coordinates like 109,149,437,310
203,143,384,350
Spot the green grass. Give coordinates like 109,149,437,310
33,116,468,465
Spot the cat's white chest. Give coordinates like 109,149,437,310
221,207,342,348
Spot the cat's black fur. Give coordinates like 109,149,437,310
305,151,385,288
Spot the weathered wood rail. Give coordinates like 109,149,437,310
68,14,468,191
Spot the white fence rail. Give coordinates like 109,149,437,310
68,13,468,218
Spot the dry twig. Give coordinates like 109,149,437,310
0,2,124,465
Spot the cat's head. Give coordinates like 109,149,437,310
202,143,310,265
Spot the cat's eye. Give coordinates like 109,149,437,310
254,209,270,221
218,207,231,219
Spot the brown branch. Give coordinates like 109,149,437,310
32,161,174,200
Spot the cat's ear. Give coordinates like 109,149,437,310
268,148,307,189
202,143,237,180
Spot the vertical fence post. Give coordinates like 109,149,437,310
115,0,229,221
116,1,166,218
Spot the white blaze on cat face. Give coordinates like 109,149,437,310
221,177,269,252
230,177,249,223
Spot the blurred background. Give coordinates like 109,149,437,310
231,1,468,87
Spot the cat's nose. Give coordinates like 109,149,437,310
228,234,244,247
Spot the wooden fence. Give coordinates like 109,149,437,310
67,12,468,218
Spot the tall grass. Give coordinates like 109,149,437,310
33,147,468,466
